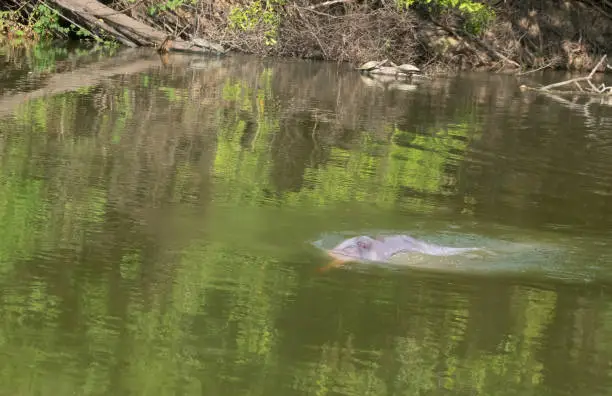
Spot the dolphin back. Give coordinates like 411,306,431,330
381,235,482,257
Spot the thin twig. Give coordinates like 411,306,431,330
586,79,599,92
516,60,555,76
573,81,584,92
308,0,353,10
588,54,607,79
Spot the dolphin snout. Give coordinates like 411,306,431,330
326,249,356,262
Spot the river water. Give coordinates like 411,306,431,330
1,43,612,395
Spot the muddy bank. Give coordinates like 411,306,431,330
3,0,612,73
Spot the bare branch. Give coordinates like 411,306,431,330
587,54,607,79
516,60,555,76
308,0,353,10
522,54,610,96
540,76,590,91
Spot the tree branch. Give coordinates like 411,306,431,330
308,0,353,10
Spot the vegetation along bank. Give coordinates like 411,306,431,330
1,0,612,74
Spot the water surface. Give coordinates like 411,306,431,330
1,44,612,395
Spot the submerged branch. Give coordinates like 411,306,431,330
521,55,610,96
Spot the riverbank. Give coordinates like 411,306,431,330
1,0,612,74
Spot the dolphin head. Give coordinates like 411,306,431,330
327,236,376,262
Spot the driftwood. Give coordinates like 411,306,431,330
47,0,225,54
520,55,611,96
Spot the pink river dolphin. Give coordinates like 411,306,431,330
319,234,482,272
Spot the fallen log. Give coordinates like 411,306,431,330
520,55,611,96
47,0,226,54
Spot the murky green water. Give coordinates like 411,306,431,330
1,43,612,395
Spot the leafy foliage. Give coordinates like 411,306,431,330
0,10,37,41
0,3,118,45
29,4,70,38
396,0,495,34
229,0,286,46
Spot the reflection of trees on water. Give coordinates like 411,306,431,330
456,86,612,231
1,54,612,395
269,113,330,193
287,271,604,396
